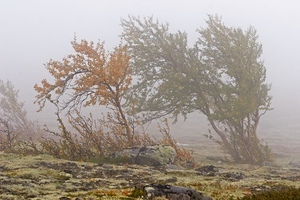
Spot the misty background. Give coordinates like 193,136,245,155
1,0,300,158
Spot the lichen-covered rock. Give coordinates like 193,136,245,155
112,145,176,167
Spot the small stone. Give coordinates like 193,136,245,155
59,197,71,200
102,164,113,169
165,177,177,183
114,175,123,178
108,184,119,189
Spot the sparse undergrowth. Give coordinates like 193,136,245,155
0,79,193,166
239,186,300,200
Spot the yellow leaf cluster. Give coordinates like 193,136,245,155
34,38,132,111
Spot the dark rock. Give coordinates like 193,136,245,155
0,165,7,172
165,176,178,183
26,194,37,198
102,164,114,169
222,171,245,181
281,175,300,181
195,165,219,176
59,197,71,200
143,184,212,200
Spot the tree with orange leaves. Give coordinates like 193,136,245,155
34,38,135,146
34,38,193,163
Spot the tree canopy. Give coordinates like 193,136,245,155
121,15,272,163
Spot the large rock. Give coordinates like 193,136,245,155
195,165,219,176
112,145,176,167
143,184,212,200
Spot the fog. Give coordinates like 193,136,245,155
1,0,300,155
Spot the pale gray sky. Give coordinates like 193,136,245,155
0,0,299,129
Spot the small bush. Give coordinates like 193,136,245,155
159,118,195,167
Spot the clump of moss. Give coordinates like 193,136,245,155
240,186,300,200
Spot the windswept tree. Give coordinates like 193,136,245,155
0,80,40,150
34,38,192,162
121,15,272,164
34,39,136,146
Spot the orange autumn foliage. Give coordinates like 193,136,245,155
34,39,132,112
34,39,137,146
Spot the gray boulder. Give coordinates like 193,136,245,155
143,184,212,200
112,145,176,167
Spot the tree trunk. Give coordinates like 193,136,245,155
209,119,241,161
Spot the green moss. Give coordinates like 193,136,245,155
240,186,300,200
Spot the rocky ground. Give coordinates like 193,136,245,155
1,151,300,200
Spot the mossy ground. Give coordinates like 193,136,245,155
1,150,300,200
